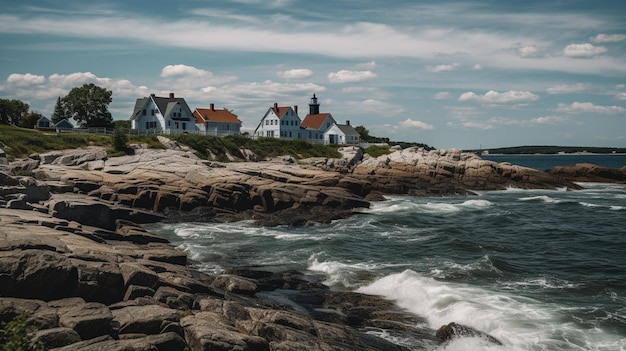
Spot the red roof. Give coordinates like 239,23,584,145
271,106,292,119
193,108,241,124
301,113,331,129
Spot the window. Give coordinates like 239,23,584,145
266,120,269,125
289,131,292,137
151,110,155,115
142,109,146,115
183,123,186,130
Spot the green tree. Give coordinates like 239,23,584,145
0,99,30,125
51,96,66,124
21,112,43,129
62,83,113,128
354,125,372,142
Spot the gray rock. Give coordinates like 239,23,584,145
112,305,181,335
58,301,113,340
32,327,81,349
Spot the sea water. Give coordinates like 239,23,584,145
145,157,626,350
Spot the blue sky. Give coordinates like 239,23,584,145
1,0,625,149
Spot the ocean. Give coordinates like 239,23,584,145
146,155,626,350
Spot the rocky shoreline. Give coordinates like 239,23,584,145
1,140,623,350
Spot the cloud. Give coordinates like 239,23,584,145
161,64,212,78
6,73,45,87
616,92,626,100
344,99,404,116
563,43,607,58
556,102,625,115
458,90,539,104
518,46,539,58
327,70,376,83
277,68,313,79
433,92,452,100
528,116,572,125
426,63,460,73
355,61,377,70
546,83,590,94
400,119,434,130
472,64,483,70
592,34,626,43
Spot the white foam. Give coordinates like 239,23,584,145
356,270,625,350
307,255,406,288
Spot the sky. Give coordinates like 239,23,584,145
1,0,625,150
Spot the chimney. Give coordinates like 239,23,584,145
210,103,214,111
150,93,155,97
346,120,350,126
273,102,278,111
169,93,174,98
294,105,298,114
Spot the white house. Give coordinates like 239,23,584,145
130,93,194,135
253,102,302,139
193,104,242,136
324,120,360,145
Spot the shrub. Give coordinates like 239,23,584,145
112,128,128,152
0,315,44,351
364,145,391,158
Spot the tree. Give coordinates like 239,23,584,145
51,96,66,124
62,83,113,128
21,112,43,129
0,99,29,125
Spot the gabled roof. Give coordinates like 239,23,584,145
130,94,193,120
55,118,74,129
36,116,51,123
271,106,292,119
194,108,242,124
301,113,333,130
335,124,359,136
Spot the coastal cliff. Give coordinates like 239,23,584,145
0,141,610,350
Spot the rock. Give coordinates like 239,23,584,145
120,262,160,289
548,163,626,183
57,300,114,340
111,305,182,335
436,322,502,345
181,312,270,351
209,274,259,296
32,327,82,349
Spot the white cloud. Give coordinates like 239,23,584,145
433,92,452,100
472,64,483,70
344,99,404,116
400,119,434,130
355,61,377,70
426,63,460,73
518,46,539,58
546,83,590,94
563,43,607,58
556,102,625,115
161,64,212,78
616,84,625,90
458,90,539,104
327,70,376,83
277,68,313,79
528,116,572,125
6,73,45,87
616,92,626,100
592,34,626,43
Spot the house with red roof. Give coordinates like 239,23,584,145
253,102,301,139
301,94,337,142
193,104,242,136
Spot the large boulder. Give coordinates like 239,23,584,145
548,163,626,183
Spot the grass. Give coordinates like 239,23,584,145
0,124,345,162
0,124,166,160
364,145,391,158
170,134,341,161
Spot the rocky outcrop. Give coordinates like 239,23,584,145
0,203,423,350
350,147,582,195
548,163,626,183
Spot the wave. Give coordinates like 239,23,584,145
356,270,625,351
307,254,407,288
366,197,493,215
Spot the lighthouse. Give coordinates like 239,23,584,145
309,94,320,115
